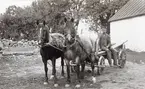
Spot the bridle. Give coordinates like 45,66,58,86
68,37,77,48
65,33,77,49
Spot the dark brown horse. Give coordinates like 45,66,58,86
36,21,65,86
63,18,99,87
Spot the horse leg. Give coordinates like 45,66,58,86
76,65,80,82
91,62,95,76
76,57,81,83
71,66,75,73
80,61,85,79
61,56,65,78
91,62,96,83
51,58,57,84
43,59,48,85
65,59,71,87
75,56,81,88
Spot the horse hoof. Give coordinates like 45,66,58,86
50,75,54,80
90,84,93,86
54,84,59,87
43,82,48,85
65,84,70,88
75,84,81,88
92,77,97,83
60,76,65,79
80,75,84,79
112,80,116,83
87,70,92,73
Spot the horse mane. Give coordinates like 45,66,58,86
49,33,65,49
50,33,65,39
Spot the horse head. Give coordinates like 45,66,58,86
36,20,49,46
64,18,76,46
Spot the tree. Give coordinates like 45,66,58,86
85,0,129,33
0,0,130,40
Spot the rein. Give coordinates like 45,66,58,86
69,38,77,48
39,28,65,52
76,39,92,61
38,41,64,52
43,43,63,52
65,37,77,49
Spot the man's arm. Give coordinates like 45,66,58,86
107,35,111,48
98,35,102,50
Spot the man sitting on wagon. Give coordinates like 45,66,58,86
98,26,118,67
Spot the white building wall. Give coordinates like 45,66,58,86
110,15,145,52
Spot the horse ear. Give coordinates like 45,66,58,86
36,20,39,25
64,17,67,22
70,18,74,22
43,21,46,26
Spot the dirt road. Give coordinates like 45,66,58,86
0,50,145,89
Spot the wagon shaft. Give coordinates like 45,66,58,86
97,51,106,56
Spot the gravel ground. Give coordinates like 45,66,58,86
0,47,145,89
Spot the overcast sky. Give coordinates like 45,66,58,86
0,0,35,14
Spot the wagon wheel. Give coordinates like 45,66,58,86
118,50,127,68
97,56,105,75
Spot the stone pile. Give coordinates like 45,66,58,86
1,39,38,48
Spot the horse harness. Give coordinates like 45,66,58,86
66,36,93,61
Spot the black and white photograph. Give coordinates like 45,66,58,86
0,0,145,89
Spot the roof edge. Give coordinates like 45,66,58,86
109,13,145,22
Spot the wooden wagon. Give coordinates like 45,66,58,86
96,40,128,75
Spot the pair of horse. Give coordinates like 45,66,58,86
37,20,99,87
